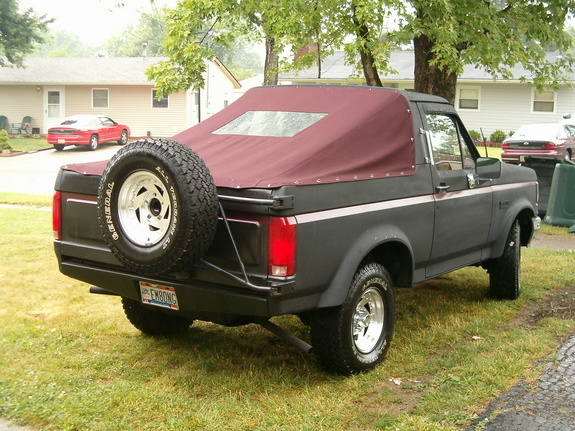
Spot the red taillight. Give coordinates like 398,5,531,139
53,191,62,240
544,142,558,149
268,216,297,277
502,143,510,149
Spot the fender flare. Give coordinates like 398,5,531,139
317,225,414,308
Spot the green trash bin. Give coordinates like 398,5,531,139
544,162,575,227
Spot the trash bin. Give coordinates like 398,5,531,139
521,156,560,215
544,161,575,227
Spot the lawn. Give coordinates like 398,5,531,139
7,137,51,152
0,199,573,431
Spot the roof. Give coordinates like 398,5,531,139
65,85,417,189
0,57,241,88
280,50,575,83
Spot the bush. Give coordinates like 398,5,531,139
468,130,482,141
0,130,12,151
490,130,507,143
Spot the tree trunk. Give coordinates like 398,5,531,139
413,33,458,104
352,5,382,87
263,36,279,86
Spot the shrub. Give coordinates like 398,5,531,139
490,130,507,143
0,130,12,151
468,130,482,141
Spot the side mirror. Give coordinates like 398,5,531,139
476,157,501,179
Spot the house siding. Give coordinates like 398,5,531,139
0,86,44,133
456,82,575,139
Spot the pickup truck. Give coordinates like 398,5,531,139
53,85,540,375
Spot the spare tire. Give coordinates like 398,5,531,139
97,138,218,275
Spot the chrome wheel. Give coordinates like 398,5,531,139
118,130,128,145
352,285,385,354
117,170,172,246
88,134,98,151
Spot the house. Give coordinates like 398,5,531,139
280,50,575,138
0,57,241,137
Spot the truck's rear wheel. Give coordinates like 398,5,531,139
122,297,193,336
310,263,395,375
98,138,218,275
488,219,521,299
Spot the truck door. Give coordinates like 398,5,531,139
421,106,493,278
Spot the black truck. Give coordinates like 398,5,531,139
53,86,540,375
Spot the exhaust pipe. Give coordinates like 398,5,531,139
89,286,119,296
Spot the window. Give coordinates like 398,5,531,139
533,90,555,112
92,89,109,109
426,114,475,171
152,90,169,108
212,111,328,137
457,87,480,110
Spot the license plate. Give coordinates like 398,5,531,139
139,281,179,310
58,139,66,144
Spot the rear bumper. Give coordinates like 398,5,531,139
59,258,272,318
48,135,89,145
502,149,566,163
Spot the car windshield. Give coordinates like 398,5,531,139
212,111,328,137
511,124,566,140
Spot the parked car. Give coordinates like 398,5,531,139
48,115,130,151
502,123,575,163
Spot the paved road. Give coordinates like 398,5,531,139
0,144,122,196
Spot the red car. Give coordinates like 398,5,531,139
501,123,575,163
48,115,130,151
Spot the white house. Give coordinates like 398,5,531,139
279,50,575,138
0,57,241,137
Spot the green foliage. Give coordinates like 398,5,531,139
0,129,12,151
31,29,96,57
468,130,481,141
0,0,52,66
490,130,507,143
148,0,575,101
103,10,167,57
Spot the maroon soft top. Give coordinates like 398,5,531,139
63,86,415,189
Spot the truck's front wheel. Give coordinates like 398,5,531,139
488,219,521,299
310,263,395,375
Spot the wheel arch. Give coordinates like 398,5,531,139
491,205,537,258
317,228,414,308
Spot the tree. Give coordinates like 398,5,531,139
0,0,52,66
103,10,167,57
148,0,575,104
32,29,96,58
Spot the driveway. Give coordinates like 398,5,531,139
0,144,123,196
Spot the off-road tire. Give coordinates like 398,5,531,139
122,297,193,336
310,263,395,375
97,138,218,276
488,219,521,299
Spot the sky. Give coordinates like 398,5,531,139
19,0,178,45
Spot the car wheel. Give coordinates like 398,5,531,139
121,297,193,336
88,134,98,151
118,129,129,145
54,144,65,151
565,150,572,162
488,219,521,299
97,138,218,276
310,263,395,375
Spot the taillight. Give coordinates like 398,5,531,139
544,142,558,149
53,191,62,240
502,143,510,149
268,216,297,277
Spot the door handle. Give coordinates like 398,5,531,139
436,183,450,192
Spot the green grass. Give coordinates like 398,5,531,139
0,204,573,431
8,137,50,152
